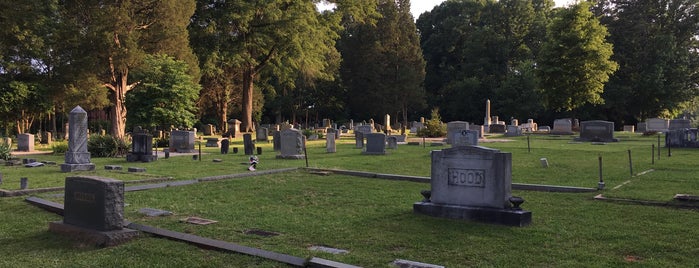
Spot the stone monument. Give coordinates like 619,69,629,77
276,128,305,159
363,133,386,155
575,120,618,142
354,131,364,149
446,121,470,144
326,133,336,153
17,133,34,152
550,118,574,135
243,133,254,155
452,130,479,147
169,130,196,153
61,106,96,172
126,129,157,162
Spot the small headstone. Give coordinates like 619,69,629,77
387,136,398,149
354,131,364,149
452,130,479,147
272,131,281,151
220,138,230,154
20,177,28,189
181,217,217,225
392,259,445,268
213,159,223,162
24,162,45,168
636,122,647,133
243,134,254,155
540,158,549,168
203,124,214,136
356,125,373,134
128,167,146,172
138,208,173,217
446,121,469,144
104,165,123,170
363,133,386,155
227,119,242,138
256,127,269,142
17,133,35,152
61,106,96,172
505,125,522,137
550,118,574,135
623,125,635,132
326,133,336,153
205,138,220,147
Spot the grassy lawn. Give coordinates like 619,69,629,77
1,132,698,267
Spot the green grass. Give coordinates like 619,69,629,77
1,133,698,267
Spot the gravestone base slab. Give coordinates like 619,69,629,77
60,163,95,172
413,202,531,227
275,154,305,159
49,221,139,247
126,154,157,162
361,151,386,155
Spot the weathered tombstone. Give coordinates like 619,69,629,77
452,130,479,147
362,133,386,155
384,114,392,132
20,177,28,189
205,138,220,147
243,133,254,155
256,127,269,142
504,125,522,137
469,124,484,138
126,131,156,162
446,121,470,144
17,133,34,152
354,131,364,149
488,124,506,134
356,125,373,134
61,106,96,172
413,146,531,226
576,120,618,142
386,136,398,149
389,134,406,142
520,119,538,132
276,128,305,159
669,119,691,130
636,122,647,133
326,133,336,153
550,118,574,135
227,119,242,138
272,131,281,151
49,176,139,247
203,124,214,136
666,128,699,148
220,138,230,154
623,125,635,132
646,118,669,132
41,131,52,145
327,128,340,140
169,130,196,153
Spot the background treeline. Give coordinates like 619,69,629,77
1,0,698,139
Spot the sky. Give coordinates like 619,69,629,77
410,0,574,18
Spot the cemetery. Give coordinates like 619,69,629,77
1,126,698,267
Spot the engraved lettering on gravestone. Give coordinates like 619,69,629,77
74,192,96,203
448,168,485,187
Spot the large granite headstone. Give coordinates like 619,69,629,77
49,176,139,246
646,118,669,132
169,130,196,153
243,133,254,155
276,128,305,159
386,136,398,149
17,133,34,152
576,120,618,142
126,131,156,162
362,133,386,155
550,118,574,135
669,119,691,130
413,146,531,226
326,133,336,153
61,106,96,172
446,121,469,144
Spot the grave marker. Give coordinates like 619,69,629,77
362,133,386,155
276,128,305,159
61,106,95,172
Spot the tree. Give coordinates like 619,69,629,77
537,2,618,112
127,54,201,130
60,0,198,139
341,0,426,129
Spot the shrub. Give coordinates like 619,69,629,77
88,135,130,157
51,141,69,155
0,141,11,160
154,137,169,148
417,108,447,138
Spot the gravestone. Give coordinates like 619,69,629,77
256,127,269,142
410,121,424,133
384,114,392,132
205,138,220,147
354,131,364,149
169,130,196,153
276,128,305,159
550,118,574,135
227,119,242,138
413,146,531,226
326,128,340,140
576,120,618,142
504,125,521,137
636,122,647,133
61,106,95,172
49,176,139,246
469,124,484,138
203,124,214,136
446,121,469,144
389,134,406,142
623,125,635,132
488,124,506,134
666,128,699,148
326,133,336,153
220,138,230,154
452,130,479,147
41,131,52,145
243,133,254,155
362,133,386,155
17,133,34,152
126,131,156,162
272,131,281,151
520,119,538,132
669,119,691,130
387,136,398,149
646,118,669,132
356,125,373,134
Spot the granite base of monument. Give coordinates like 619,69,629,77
60,163,96,172
413,202,531,227
49,221,139,247
126,154,158,162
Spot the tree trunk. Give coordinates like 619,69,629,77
109,71,131,139
219,99,228,134
241,67,255,132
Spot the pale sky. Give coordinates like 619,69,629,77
410,0,574,18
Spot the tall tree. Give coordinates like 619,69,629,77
60,0,198,139
537,2,618,113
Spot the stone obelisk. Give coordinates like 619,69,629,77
61,106,95,172
484,99,492,126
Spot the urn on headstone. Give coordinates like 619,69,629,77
60,106,96,172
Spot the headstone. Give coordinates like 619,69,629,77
488,124,506,134
446,121,470,144
203,124,214,136
669,119,691,130
220,138,230,154
384,114,392,132
362,133,386,155
60,106,96,172
354,131,364,149
550,118,574,135
504,125,522,137
227,119,242,138
666,128,699,148
413,146,531,226
243,134,254,155
520,119,538,132
276,128,305,159
646,118,669,132
205,138,220,147
511,119,519,126
40,131,52,145
326,133,336,153
256,127,269,142
484,99,492,126
389,134,406,142
452,130,479,147
49,176,139,247
623,125,635,132
126,131,156,162
327,128,340,140
272,131,281,151
387,136,398,149
356,125,373,134
636,122,647,133
20,177,28,189
169,130,196,153
469,124,484,138
576,120,618,142
17,133,34,152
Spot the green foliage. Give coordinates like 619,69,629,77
417,108,446,137
154,137,169,148
128,54,201,130
87,134,129,158
50,141,68,154
0,141,11,160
